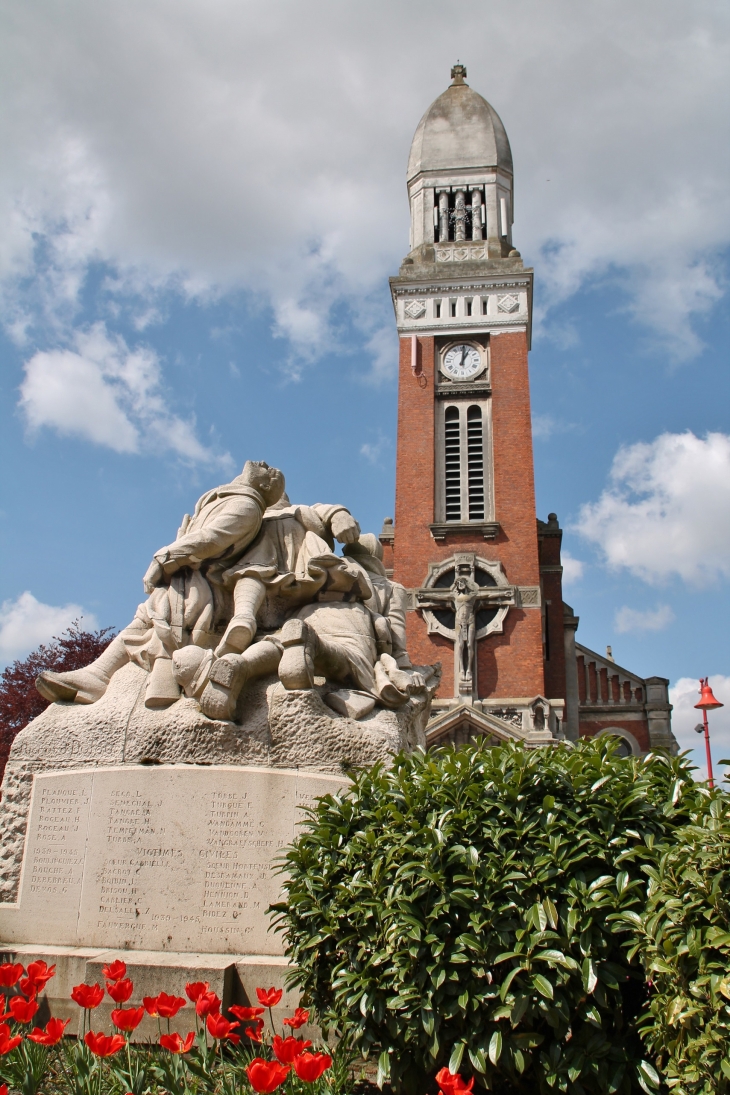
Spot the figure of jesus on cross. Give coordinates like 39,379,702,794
417,573,514,699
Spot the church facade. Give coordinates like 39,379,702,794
380,65,675,757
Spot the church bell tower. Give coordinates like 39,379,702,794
385,64,563,744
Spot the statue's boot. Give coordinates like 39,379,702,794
215,577,266,657
144,656,181,709
201,640,281,720
36,636,129,705
278,619,318,690
277,619,351,691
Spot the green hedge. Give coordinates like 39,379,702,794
273,739,711,1095
623,795,730,1095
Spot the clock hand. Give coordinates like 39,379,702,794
460,346,466,368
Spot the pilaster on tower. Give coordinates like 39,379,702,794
388,66,560,744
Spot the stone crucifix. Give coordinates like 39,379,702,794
417,575,514,700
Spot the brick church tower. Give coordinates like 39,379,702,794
381,65,676,755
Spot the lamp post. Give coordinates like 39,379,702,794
694,678,724,790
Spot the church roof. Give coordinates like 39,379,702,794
407,68,513,183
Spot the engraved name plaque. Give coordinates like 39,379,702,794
0,766,345,955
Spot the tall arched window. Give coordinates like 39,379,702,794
437,401,492,524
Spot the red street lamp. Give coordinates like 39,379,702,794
694,678,724,790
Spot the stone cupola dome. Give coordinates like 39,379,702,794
404,65,516,261
407,65,513,183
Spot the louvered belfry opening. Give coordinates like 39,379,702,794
467,405,485,519
444,406,461,520
441,401,490,525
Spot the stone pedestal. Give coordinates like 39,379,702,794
0,764,344,1039
0,660,436,1036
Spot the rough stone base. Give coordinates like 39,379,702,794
0,662,431,901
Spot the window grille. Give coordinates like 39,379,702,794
444,406,461,521
467,406,485,519
439,402,491,524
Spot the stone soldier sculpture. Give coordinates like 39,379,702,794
36,461,286,709
176,532,436,721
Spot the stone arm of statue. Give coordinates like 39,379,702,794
143,495,265,593
311,504,361,545
475,587,515,602
416,591,455,609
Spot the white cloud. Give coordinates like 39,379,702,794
532,414,558,441
561,551,585,585
0,1,726,371
0,591,97,664
574,431,730,585
532,414,577,442
670,674,730,782
19,322,232,466
614,604,674,634
360,431,391,467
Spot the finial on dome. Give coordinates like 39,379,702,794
450,62,467,85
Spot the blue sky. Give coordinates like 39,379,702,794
1,0,728,777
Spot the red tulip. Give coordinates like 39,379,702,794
0,1083,8,1095
0,1030,22,1055
19,960,56,999
84,1031,126,1057
160,1031,196,1054
272,1035,312,1064
206,1013,240,1043
25,961,55,990
185,981,210,1002
156,992,186,1018
111,1006,145,1033
255,987,283,1008
283,1007,309,1029
27,1018,70,1046
102,960,126,983
0,965,23,989
143,991,185,1018
8,997,39,1024
246,1058,290,1093
245,1019,264,1042
71,983,104,1009
195,991,220,1018
106,978,134,1004
293,1052,333,1083
229,1005,265,1021
435,1069,474,1095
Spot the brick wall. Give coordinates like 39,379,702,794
392,330,545,700
578,719,651,752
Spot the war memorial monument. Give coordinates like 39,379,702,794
0,65,675,1037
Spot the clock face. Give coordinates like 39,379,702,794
442,344,482,380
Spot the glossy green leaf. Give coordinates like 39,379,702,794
488,1029,502,1065
448,1041,465,1073
532,973,554,1000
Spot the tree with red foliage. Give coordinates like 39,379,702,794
0,620,116,777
